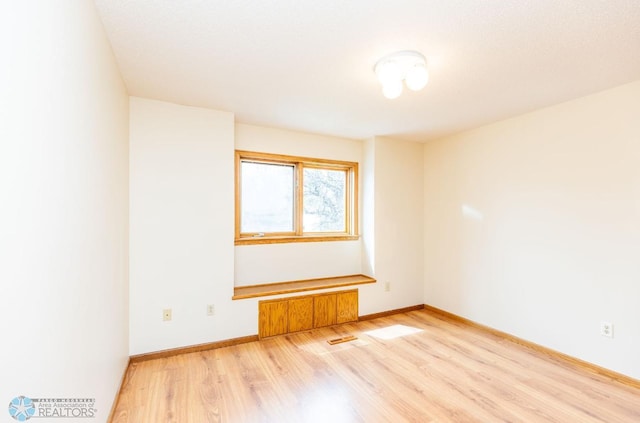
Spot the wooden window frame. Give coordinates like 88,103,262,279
235,150,359,245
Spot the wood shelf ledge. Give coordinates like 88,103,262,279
233,274,376,300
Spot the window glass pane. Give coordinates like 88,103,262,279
241,161,294,233
303,168,346,232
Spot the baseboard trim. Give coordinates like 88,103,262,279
129,304,426,362
359,304,425,321
130,335,259,363
107,357,130,423
423,304,640,390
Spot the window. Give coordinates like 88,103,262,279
235,150,358,244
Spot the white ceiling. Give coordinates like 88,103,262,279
94,0,640,142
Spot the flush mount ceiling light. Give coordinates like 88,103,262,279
374,50,429,99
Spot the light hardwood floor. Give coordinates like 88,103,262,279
111,310,640,422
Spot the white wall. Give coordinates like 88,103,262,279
234,123,363,285
360,137,424,314
130,114,427,354
423,80,640,379
0,1,129,421
129,98,259,354
130,106,368,355
361,138,376,277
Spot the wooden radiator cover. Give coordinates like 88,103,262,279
258,289,358,338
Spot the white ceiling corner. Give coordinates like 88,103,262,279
94,0,640,142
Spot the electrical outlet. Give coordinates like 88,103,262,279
385,282,391,292
163,308,172,321
600,321,613,338
207,304,215,316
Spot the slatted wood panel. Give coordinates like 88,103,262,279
336,290,358,323
111,309,640,423
259,290,358,339
288,296,313,332
313,293,337,327
258,300,288,338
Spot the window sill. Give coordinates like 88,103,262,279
235,234,359,246
233,274,376,299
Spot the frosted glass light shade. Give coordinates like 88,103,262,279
373,50,429,99
405,63,429,91
382,80,403,99
376,60,403,86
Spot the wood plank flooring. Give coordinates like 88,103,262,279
111,310,640,422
